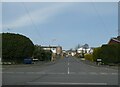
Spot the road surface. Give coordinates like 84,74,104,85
2,57,118,86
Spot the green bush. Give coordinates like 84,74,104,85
33,45,52,61
2,33,34,63
100,44,120,64
84,54,93,61
93,47,102,62
93,44,120,64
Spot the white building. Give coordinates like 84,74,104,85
77,47,93,54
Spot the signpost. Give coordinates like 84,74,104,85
97,58,102,66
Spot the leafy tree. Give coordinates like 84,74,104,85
2,33,34,63
33,45,52,61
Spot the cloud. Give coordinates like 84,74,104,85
3,3,70,29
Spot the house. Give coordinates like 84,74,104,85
77,47,93,54
40,45,62,61
65,50,76,57
108,36,120,45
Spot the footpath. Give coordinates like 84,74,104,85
79,58,119,70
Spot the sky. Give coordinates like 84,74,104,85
2,2,118,50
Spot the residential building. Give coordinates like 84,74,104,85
77,47,93,54
108,36,120,45
66,50,76,56
40,45,62,61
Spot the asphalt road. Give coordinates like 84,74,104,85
2,57,118,85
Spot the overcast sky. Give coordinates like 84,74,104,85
2,2,118,50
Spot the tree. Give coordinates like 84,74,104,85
2,33,34,63
33,45,52,61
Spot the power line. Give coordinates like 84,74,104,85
91,2,107,30
21,2,42,39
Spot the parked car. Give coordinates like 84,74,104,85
24,58,32,64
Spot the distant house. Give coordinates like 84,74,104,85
77,47,93,54
108,36,120,45
71,51,76,56
41,45,62,54
40,45,62,61
66,50,76,56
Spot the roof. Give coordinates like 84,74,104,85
108,36,120,44
40,45,62,48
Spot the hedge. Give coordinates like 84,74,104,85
2,33,34,63
93,44,120,64
84,54,93,61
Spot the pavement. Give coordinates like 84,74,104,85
79,58,119,70
1,57,119,86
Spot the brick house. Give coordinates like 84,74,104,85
41,45,62,61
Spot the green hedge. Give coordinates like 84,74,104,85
2,33,34,63
33,45,52,61
93,44,120,64
84,54,93,61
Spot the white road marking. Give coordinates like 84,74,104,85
100,72,107,75
15,72,24,74
70,72,76,74
35,72,46,74
2,71,118,75
68,63,69,66
68,67,70,74
111,73,118,75
4,72,14,74
26,72,34,74
27,82,107,85
78,72,87,75
89,72,98,75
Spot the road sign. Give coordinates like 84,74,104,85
97,59,102,62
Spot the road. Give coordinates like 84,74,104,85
2,57,118,86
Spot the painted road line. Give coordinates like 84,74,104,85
78,72,87,75
111,73,118,75
68,67,70,74
100,72,107,75
4,72,14,74
89,72,98,75
68,63,69,66
26,72,35,74
48,72,66,75
15,72,25,74
35,72,46,74
70,72,76,74
27,82,107,85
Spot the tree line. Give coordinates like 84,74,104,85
2,33,52,64
84,44,120,65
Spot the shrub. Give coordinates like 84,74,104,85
100,44,120,64
2,33,34,63
84,54,93,61
93,47,102,62
33,45,52,61
93,44,120,64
